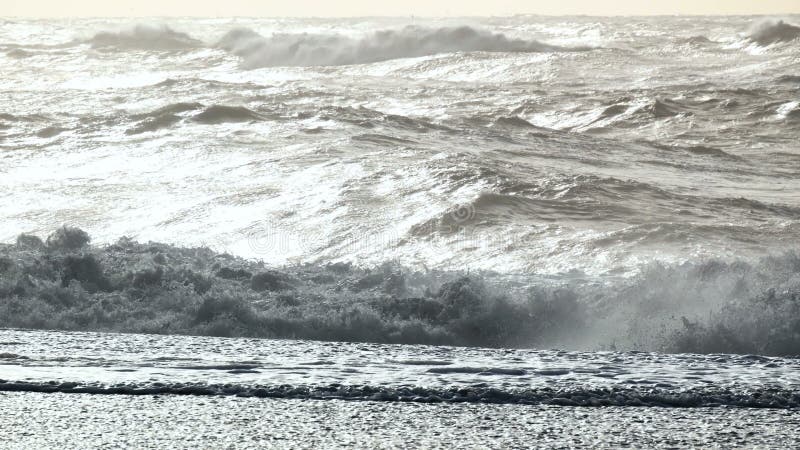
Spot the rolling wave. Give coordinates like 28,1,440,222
124,103,265,134
125,102,202,135
418,173,799,232
217,25,592,68
87,24,203,51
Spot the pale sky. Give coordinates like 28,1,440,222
4,0,800,17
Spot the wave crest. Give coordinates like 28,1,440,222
217,25,590,68
88,24,202,51
746,19,800,45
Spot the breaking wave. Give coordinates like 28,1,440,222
2,380,797,408
746,19,800,46
2,228,800,356
87,24,203,51
217,26,591,68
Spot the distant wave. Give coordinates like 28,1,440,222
649,143,743,161
677,35,714,46
217,26,592,68
647,98,686,117
35,126,68,138
682,145,742,160
3,227,800,356
746,19,800,45
777,75,800,84
0,112,48,123
87,24,203,51
5,48,33,59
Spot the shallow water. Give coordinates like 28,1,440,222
2,329,799,408
3,393,800,449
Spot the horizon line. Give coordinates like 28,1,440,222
3,12,800,19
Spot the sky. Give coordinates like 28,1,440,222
4,0,800,17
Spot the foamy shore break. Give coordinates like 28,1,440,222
1,226,799,355
0,380,798,408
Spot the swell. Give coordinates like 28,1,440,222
777,75,800,84
676,35,714,46
217,25,592,68
512,86,800,139
414,173,800,233
191,105,263,124
0,381,796,408
3,227,800,356
27,102,450,136
319,105,453,132
125,103,263,134
646,143,742,161
0,112,49,123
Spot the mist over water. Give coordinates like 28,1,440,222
1,15,800,355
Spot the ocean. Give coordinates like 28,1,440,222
1,15,800,447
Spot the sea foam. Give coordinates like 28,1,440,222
2,227,800,355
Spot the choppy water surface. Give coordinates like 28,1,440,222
2,15,800,353
1,16,799,274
